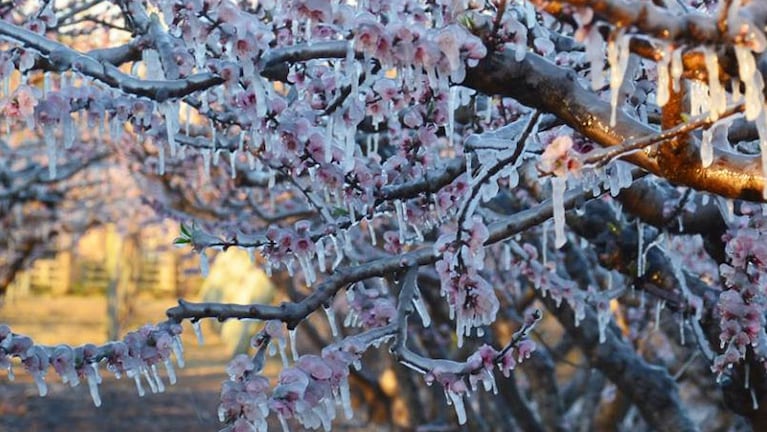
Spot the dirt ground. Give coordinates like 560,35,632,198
0,295,235,432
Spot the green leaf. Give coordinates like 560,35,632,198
331,207,349,217
173,237,190,246
180,223,191,238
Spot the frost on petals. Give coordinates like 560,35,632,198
539,135,582,177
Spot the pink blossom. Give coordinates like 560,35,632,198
539,135,582,177
0,85,38,122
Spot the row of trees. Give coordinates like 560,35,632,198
2,0,767,430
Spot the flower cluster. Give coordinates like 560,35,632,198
539,134,583,178
0,322,184,407
418,311,540,425
714,217,767,376
435,217,499,347
218,324,363,431
344,284,397,328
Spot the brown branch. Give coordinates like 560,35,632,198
463,48,767,201
534,0,767,47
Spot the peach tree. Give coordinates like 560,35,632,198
2,0,767,430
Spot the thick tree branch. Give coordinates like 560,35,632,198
540,294,698,431
463,49,767,201
535,0,767,47
0,20,221,101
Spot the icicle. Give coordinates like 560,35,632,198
366,218,376,246
346,40,358,97
394,200,407,244
608,33,630,127
689,81,708,117
746,362,751,389
597,304,610,343
447,390,467,425
44,124,57,179
615,162,634,190
86,366,102,407
755,111,767,199
654,300,664,331
277,337,289,368
541,220,548,267
331,235,344,270
199,251,209,277
412,288,432,327
151,364,165,392
201,148,212,179
324,306,339,338
62,113,74,149
289,328,299,361
670,47,683,93
679,318,686,346
32,373,47,397
141,367,158,393
656,50,671,107
586,26,605,90
161,101,180,157
752,387,760,410
552,177,567,248
158,141,166,175
278,413,291,432
228,150,237,179
133,372,146,397
316,238,326,272
41,72,51,97
637,221,645,277
705,48,726,120
340,375,353,419
192,320,205,345
701,127,714,168
164,358,176,385
447,87,457,146
297,255,314,286
171,336,185,368
734,45,764,120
